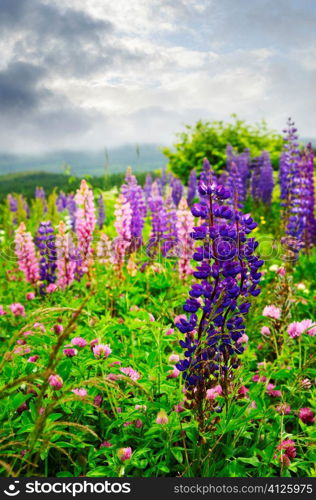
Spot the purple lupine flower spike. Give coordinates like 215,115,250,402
35,221,57,294
144,174,153,202
252,152,274,205
148,181,168,257
97,194,106,229
187,169,197,206
121,167,146,251
226,146,246,208
175,158,263,421
171,177,184,207
35,187,48,213
280,118,315,255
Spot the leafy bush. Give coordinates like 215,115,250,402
162,115,283,181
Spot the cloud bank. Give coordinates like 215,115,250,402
0,0,315,153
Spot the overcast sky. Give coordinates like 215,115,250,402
0,0,315,154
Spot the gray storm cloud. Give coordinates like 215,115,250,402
0,0,315,154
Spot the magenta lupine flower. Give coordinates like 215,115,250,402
276,403,291,415
46,283,57,293
26,292,35,300
97,233,112,265
262,305,281,320
299,407,315,424
93,344,112,359
27,355,39,363
117,447,132,461
10,303,25,317
48,374,63,389
112,194,132,274
74,179,96,274
14,222,40,285
72,388,87,397
156,410,168,424
176,197,194,280
55,221,76,289
71,337,87,348
63,348,77,357
120,367,140,381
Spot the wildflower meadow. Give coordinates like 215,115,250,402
0,119,315,479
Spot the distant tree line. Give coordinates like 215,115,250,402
0,171,152,201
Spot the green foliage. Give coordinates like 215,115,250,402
0,183,315,478
0,171,155,202
162,115,283,181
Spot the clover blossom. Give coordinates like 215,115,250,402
14,222,40,286
175,159,263,428
35,221,57,293
55,221,76,289
176,197,195,280
74,180,96,274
